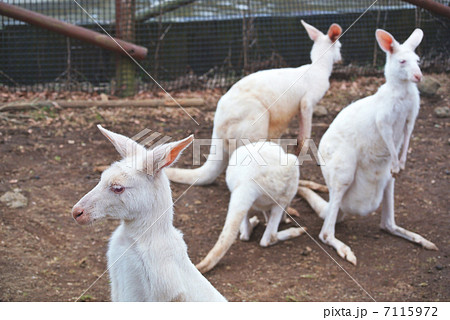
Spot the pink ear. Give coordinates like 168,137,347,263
301,20,322,41
403,28,423,51
376,29,395,53
327,23,342,42
97,124,141,159
157,135,194,171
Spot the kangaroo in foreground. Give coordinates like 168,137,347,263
166,20,342,186
72,125,226,301
197,142,306,273
298,28,438,266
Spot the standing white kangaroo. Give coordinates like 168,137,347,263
71,125,226,302
166,20,342,186
197,142,306,273
298,28,438,266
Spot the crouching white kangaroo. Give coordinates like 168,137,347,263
166,20,342,186
197,142,306,273
298,28,438,266
71,125,226,302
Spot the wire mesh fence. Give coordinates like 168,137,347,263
0,0,449,94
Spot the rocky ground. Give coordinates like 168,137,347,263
0,74,448,301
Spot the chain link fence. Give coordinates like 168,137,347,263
0,0,449,94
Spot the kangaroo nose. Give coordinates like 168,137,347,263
72,206,84,221
413,73,422,82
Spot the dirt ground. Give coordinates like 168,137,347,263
0,74,448,302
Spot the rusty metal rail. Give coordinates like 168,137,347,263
0,1,147,60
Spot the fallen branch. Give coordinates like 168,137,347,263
0,112,32,118
0,113,25,124
299,180,329,193
0,98,205,112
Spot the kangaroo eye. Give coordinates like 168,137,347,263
110,185,125,194
399,59,406,64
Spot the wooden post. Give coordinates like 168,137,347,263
116,0,136,97
242,0,255,75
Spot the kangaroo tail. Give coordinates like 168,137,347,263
165,132,227,186
196,187,256,273
299,180,328,193
298,186,328,219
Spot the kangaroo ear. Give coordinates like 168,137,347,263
327,23,342,42
151,135,194,173
97,125,141,159
376,29,399,54
403,28,423,51
301,20,323,41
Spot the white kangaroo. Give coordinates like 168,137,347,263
298,28,438,266
71,125,226,302
166,20,342,186
197,142,306,274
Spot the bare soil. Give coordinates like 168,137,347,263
0,75,449,302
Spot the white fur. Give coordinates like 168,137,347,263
298,28,438,265
71,126,226,302
166,20,342,186
196,142,305,273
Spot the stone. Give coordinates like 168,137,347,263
434,106,449,118
301,246,312,256
0,190,28,208
418,77,441,96
313,105,328,117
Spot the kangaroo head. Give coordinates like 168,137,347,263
301,20,342,65
72,125,193,225
376,28,423,83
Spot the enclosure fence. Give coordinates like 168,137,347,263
0,0,449,94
